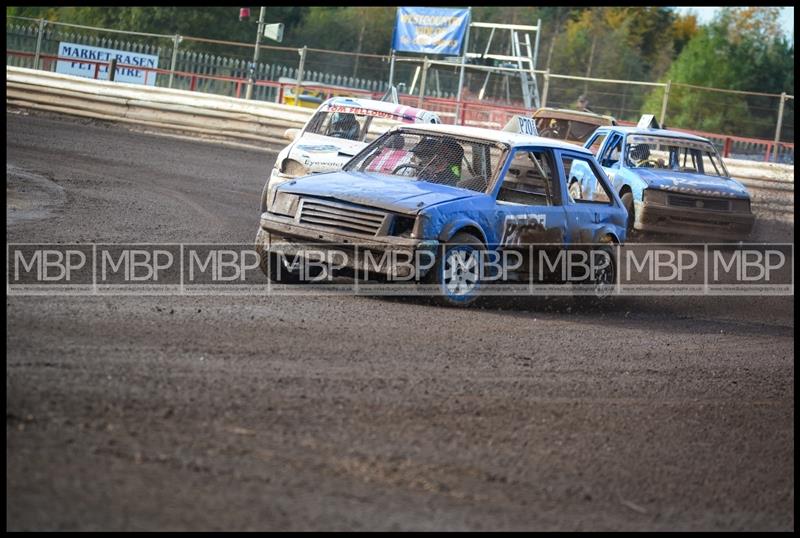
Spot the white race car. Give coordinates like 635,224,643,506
262,96,440,211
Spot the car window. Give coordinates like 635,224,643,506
566,121,599,143
599,133,622,167
496,149,559,206
535,117,601,143
563,155,613,204
347,131,505,194
624,134,728,176
305,111,369,141
587,133,607,156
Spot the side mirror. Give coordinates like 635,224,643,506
284,128,300,141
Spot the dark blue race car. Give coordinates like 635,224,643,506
256,123,628,305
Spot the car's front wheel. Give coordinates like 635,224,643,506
256,242,302,284
424,232,483,307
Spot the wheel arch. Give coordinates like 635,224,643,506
437,220,487,245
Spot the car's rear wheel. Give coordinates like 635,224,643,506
574,239,617,305
424,232,483,307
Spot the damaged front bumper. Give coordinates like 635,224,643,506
256,212,440,279
634,201,755,240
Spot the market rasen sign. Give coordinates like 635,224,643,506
392,7,470,56
56,42,159,86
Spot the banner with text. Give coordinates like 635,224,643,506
392,7,470,56
56,42,159,86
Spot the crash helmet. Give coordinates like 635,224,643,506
630,143,651,161
331,112,358,134
437,137,464,177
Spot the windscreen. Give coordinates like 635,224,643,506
535,117,600,143
344,131,507,194
304,110,371,141
625,134,729,177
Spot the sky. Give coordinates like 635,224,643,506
672,6,794,42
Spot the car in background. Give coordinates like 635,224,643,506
533,107,617,145
264,96,440,212
583,119,755,239
255,123,628,306
278,78,363,108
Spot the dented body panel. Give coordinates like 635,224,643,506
266,97,441,198
585,126,755,239
256,123,628,283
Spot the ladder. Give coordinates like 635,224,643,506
467,22,542,110
511,30,541,110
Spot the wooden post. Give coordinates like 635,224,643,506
659,80,671,128
245,6,266,100
108,58,117,81
772,92,786,162
454,13,471,125
168,34,181,89
417,57,429,109
541,69,550,108
293,46,307,107
33,18,46,70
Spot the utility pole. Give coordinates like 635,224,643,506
245,7,266,100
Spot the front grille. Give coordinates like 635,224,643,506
298,198,387,236
668,194,730,211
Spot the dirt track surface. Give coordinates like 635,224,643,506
6,110,795,531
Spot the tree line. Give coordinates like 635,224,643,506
7,6,794,139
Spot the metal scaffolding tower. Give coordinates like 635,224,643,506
466,21,542,110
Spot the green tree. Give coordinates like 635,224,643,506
7,6,309,53
641,7,793,138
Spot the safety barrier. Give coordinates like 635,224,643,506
5,66,794,184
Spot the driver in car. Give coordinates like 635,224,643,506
416,138,463,187
327,112,361,140
629,143,664,168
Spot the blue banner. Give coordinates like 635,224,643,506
392,7,470,55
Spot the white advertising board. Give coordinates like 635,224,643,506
56,42,159,86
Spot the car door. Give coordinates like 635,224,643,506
593,131,625,191
490,147,568,249
557,149,622,244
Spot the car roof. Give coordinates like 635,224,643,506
533,107,617,124
320,97,435,121
597,125,711,143
393,123,594,154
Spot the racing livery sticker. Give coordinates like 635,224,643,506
501,213,547,246
296,144,341,153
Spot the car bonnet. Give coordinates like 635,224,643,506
275,170,482,214
634,168,750,198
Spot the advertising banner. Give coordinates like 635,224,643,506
56,42,159,86
392,7,470,55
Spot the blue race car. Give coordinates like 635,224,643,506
583,121,755,240
256,122,628,305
